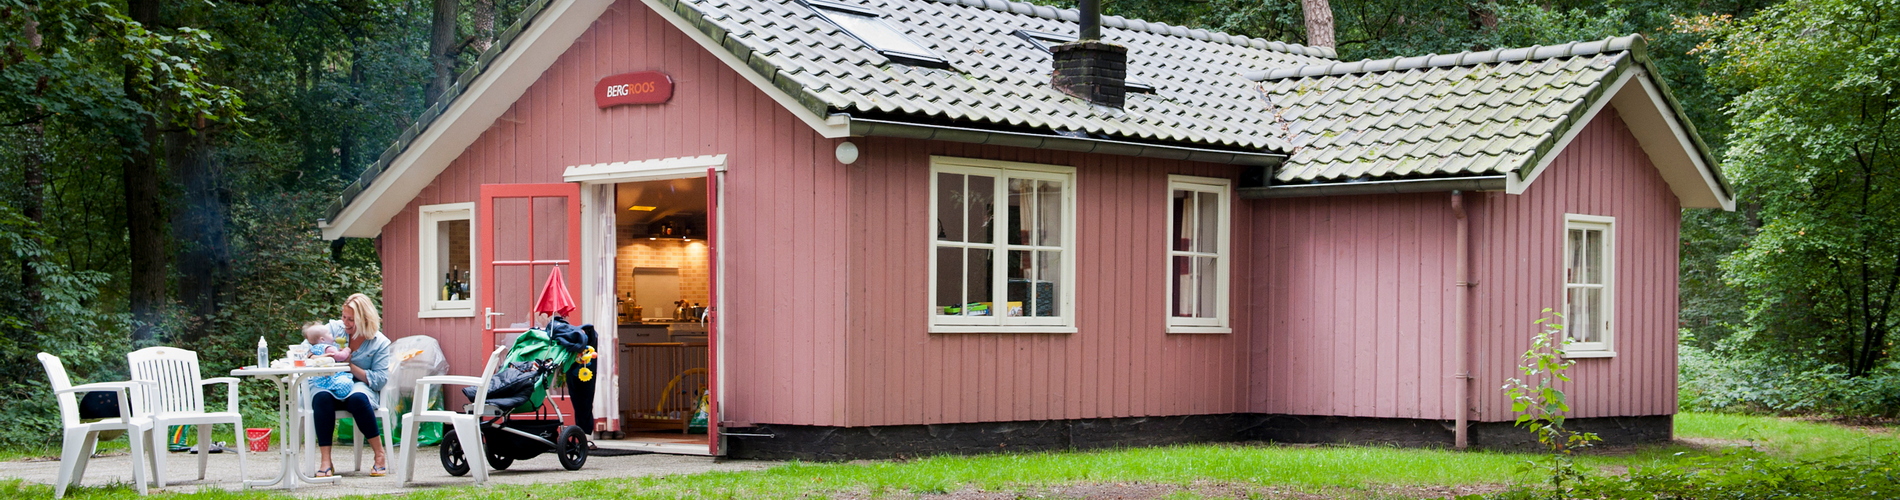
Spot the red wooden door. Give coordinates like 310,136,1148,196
479,183,583,363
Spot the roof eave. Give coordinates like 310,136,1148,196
1507,56,1735,211
322,0,618,240
1241,175,1506,199
847,115,1286,167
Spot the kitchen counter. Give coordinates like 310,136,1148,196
618,322,707,342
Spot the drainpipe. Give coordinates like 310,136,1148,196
1451,191,1471,450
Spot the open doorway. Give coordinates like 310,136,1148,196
605,177,714,451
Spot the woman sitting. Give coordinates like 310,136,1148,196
309,293,393,477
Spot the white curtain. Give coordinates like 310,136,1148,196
593,184,619,430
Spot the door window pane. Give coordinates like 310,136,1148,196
494,198,532,262
533,197,569,260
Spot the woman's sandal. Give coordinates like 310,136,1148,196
369,465,389,477
314,466,334,478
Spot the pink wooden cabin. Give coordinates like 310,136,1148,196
319,0,1731,459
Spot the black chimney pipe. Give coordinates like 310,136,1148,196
1079,0,1100,40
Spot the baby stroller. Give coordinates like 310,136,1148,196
440,329,588,475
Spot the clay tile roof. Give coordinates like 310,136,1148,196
1252,35,1646,184
662,0,1339,152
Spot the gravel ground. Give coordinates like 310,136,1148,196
0,444,772,497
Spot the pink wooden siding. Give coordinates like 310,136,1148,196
1249,109,1680,422
1469,109,1680,420
1251,192,1461,419
379,0,850,426
842,141,1253,427
374,0,1677,430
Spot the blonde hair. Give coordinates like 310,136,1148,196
342,293,382,341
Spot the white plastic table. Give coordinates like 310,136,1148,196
230,365,347,490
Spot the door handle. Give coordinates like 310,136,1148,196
485,307,506,330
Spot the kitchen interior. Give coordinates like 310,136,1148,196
611,177,712,444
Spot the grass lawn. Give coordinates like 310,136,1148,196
3,412,1893,499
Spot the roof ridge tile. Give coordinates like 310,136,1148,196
1249,34,1640,82
916,0,1336,57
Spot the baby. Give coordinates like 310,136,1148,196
301,322,355,399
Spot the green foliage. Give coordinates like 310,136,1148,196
1683,0,1900,379
1681,340,1900,417
177,191,382,421
1500,310,1601,499
0,205,126,449
1480,449,1900,499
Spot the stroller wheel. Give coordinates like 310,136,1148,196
486,448,514,471
557,426,589,471
440,429,471,477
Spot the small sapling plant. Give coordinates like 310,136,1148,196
1501,308,1602,498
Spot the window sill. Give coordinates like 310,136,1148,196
1565,350,1616,359
1166,326,1232,334
418,308,476,319
929,325,1077,334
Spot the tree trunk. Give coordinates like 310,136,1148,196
425,0,458,105
21,19,44,334
167,124,230,337
1300,0,1335,49
123,0,166,342
21,120,45,333
472,0,495,53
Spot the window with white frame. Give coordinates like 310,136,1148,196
1563,214,1614,356
418,203,475,318
1167,176,1231,333
930,157,1075,333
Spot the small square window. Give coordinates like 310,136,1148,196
804,0,950,69
419,203,476,318
1012,29,1157,94
1563,214,1614,357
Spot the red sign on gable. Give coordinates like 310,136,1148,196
594,71,674,108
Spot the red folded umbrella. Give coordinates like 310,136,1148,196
534,267,577,318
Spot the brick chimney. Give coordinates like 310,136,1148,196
1051,0,1126,109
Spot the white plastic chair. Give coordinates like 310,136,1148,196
299,354,402,476
39,353,156,498
399,345,509,485
126,347,247,488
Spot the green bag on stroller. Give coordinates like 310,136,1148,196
461,328,575,415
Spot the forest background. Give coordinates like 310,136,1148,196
1,0,1895,449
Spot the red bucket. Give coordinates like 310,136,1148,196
245,428,272,452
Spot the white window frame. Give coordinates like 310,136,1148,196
418,202,476,318
1562,214,1615,357
928,156,1077,334
1165,176,1232,334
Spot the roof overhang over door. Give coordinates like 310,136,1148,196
320,0,617,240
